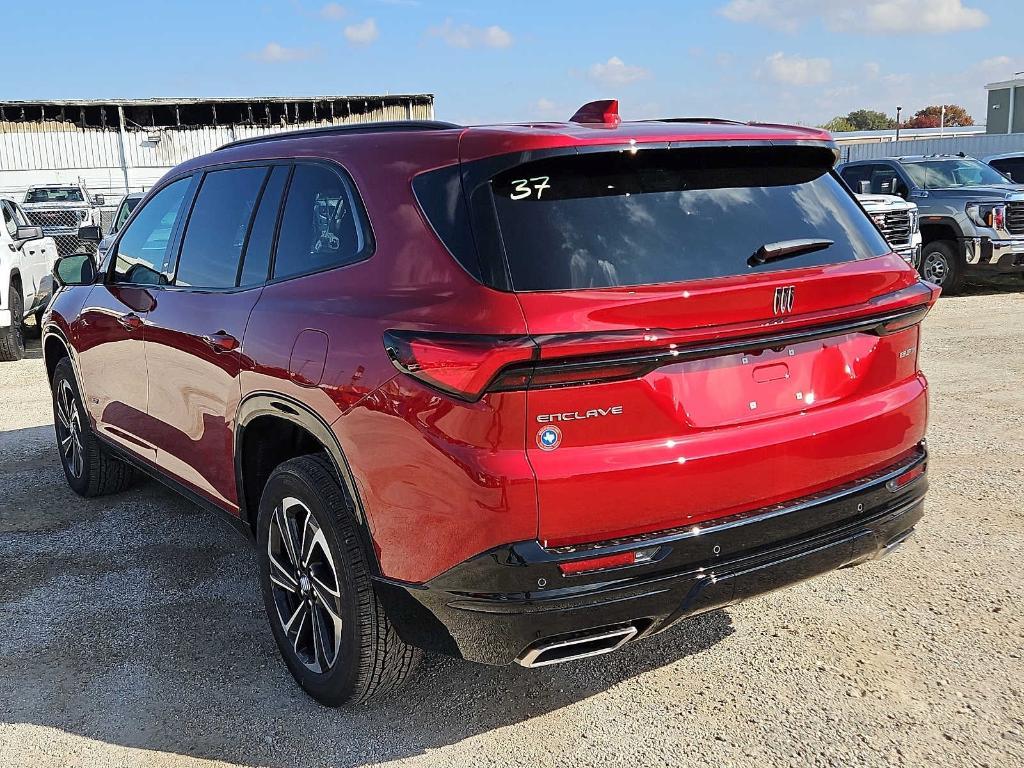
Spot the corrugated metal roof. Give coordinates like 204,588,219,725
0,94,433,107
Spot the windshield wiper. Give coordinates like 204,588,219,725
748,238,834,267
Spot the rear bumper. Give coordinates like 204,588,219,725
375,445,928,665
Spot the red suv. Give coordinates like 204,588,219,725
44,101,935,705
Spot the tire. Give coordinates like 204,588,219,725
0,286,25,362
919,239,965,295
256,454,420,706
51,357,138,497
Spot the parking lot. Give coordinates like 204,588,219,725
0,287,1021,768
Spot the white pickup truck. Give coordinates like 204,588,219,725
21,181,104,257
856,193,922,269
1,198,59,361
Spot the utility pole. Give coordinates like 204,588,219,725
895,105,902,142
940,105,946,137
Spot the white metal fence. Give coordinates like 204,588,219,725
842,132,1024,162
0,101,435,229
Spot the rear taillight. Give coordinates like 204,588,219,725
383,331,536,401
489,357,657,393
386,301,937,400
383,331,655,400
875,304,932,334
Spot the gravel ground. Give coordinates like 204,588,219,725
0,288,1021,768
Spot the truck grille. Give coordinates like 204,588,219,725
53,235,97,258
24,208,87,232
1007,202,1024,235
875,209,912,247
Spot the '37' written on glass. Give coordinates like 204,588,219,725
508,176,551,200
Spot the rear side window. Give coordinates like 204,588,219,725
175,166,267,289
989,157,1024,182
239,165,290,287
113,177,192,285
484,146,890,291
272,164,370,280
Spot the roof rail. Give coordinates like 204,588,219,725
216,120,461,150
647,117,747,125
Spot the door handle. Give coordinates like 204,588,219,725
202,331,239,353
116,312,143,331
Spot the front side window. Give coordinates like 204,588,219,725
485,146,890,291
901,158,1011,189
112,177,192,285
174,167,267,289
272,164,369,280
2,203,16,238
114,196,141,232
11,203,29,227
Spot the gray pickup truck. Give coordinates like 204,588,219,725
837,154,1024,294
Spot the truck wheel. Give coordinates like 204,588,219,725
256,454,420,706
920,240,965,294
0,287,25,362
51,357,138,496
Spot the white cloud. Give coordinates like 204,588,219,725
586,56,651,87
319,2,346,20
531,97,563,120
344,18,379,44
761,52,831,86
428,19,513,49
250,42,317,62
719,0,988,35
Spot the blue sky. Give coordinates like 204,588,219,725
11,0,1022,127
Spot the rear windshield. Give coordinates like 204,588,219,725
486,146,889,291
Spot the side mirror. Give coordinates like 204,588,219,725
15,225,43,241
858,181,871,194
77,224,102,243
93,195,105,206
53,253,97,287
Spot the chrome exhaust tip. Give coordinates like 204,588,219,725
874,527,916,560
516,625,639,668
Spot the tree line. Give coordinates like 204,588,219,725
821,105,974,132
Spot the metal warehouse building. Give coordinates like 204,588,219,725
0,94,435,226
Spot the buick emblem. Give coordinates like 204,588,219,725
773,285,796,315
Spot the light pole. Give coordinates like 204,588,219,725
895,105,902,142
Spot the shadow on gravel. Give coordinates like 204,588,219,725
957,280,1024,297
0,424,734,767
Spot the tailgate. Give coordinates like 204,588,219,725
518,265,933,547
